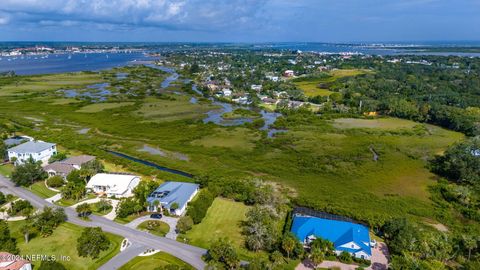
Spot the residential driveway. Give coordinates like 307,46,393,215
296,243,389,270
125,215,179,240
68,197,120,220
368,242,389,270
46,193,62,203
103,199,119,220
0,175,206,270
97,242,146,270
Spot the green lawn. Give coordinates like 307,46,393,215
137,220,170,237
27,181,58,199
183,198,252,258
294,81,333,97
294,69,370,97
119,252,194,270
0,164,14,177
114,212,151,224
8,221,123,270
55,193,97,207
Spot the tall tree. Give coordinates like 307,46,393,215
0,220,19,253
77,227,111,259
11,157,47,186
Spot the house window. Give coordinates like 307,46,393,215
361,255,365,259
351,244,354,248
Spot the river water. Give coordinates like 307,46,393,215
149,65,286,138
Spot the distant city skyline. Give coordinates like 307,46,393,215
0,0,479,43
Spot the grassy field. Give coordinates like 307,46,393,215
27,181,58,199
137,220,170,237
0,163,14,177
0,73,102,96
333,118,419,129
76,102,135,113
119,252,194,270
294,69,370,97
0,66,465,232
184,198,251,258
9,221,123,270
55,193,97,207
191,127,260,150
135,96,216,122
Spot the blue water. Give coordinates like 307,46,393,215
0,52,151,75
256,42,480,57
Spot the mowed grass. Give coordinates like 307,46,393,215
137,220,170,237
184,198,251,257
294,82,333,97
135,96,216,122
191,128,260,150
76,102,135,113
9,221,123,270
0,73,102,96
0,164,14,177
27,181,58,199
119,252,194,270
333,118,418,129
294,69,370,97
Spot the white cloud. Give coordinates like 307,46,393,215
0,11,10,25
0,0,268,31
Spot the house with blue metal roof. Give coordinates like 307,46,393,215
147,181,199,216
291,214,373,260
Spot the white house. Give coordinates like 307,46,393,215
222,88,232,97
7,141,57,165
283,70,295,77
251,84,263,92
86,173,140,198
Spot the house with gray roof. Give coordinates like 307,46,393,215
147,181,199,216
43,155,96,179
7,140,56,165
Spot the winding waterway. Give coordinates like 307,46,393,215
149,65,286,137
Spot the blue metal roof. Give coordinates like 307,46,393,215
147,181,199,210
291,215,371,256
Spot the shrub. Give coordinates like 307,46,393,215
8,200,33,217
186,189,215,224
338,251,353,264
0,191,5,205
47,176,64,188
176,216,193,233
48,152,67,164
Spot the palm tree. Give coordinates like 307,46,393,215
21,219,34,243
310,247,324,269
463,235,478,260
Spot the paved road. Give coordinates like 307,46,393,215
0,175,207,270
98,243,146,270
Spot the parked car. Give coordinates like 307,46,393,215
150,213,163,219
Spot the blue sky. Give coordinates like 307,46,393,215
0,0,478,42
